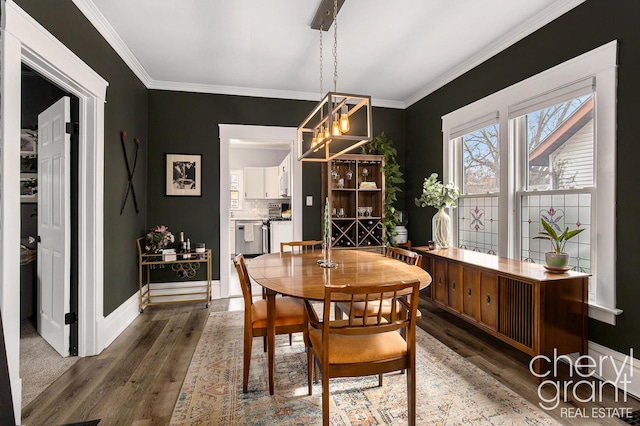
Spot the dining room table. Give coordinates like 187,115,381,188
246,248,432,395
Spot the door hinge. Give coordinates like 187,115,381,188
66,122,79,135
65,312,78,325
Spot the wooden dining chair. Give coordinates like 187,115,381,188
233,254,305,393
280,240,323,254
335,246,422,319
303,280,421,426
386,246,422,267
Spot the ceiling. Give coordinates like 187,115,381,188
74,0,584,109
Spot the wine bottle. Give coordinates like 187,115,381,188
186,238,191,259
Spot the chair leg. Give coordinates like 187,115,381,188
378,373,383,387
243,335,253,393
289,333,293,345
263,335,267,352
322,372,330,426
307,349,313,395
407,362,416,425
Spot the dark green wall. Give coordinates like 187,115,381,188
19,0,635,355
147,91,405,275
405,0,640,354
16,0,149,315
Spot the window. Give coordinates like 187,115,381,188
442,41,619,324
457,123,500,254
517,92,594,273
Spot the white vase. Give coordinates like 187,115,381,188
432,208,451,249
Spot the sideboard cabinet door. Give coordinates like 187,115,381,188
462,267,478,320
447,262,462,313
479,271,499,330
433,258,448,306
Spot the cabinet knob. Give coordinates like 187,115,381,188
486,294,491,303
467,288,472,296
452,282,456,290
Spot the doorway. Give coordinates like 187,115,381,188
219,125,303,299
3,2,108,416
20,64,80,353
19,64,80,405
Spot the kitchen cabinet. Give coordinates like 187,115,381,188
244,166,287,199
265,166,280,199
243,167,264,199
230,221,236,256
278,153,291,197
416,246,588,378
270,220,293,253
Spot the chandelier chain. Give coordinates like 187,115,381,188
333,0,338,92
319,24,323,99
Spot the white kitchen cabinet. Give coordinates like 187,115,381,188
245,166,282,199
243,167,265,199
265,166,280,199
270,221,293,253
278,153,291,198
230,221,236,256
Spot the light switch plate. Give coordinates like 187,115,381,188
306,196,313,206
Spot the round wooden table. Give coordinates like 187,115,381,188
247,249,432,395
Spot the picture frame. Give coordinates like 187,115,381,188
20,129,37,156
20,173,38,203
166,154,201,196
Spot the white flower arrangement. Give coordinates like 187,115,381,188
415,173,460,210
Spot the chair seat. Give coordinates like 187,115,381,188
251,297,304,328
308,327,407,364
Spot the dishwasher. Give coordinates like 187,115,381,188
235,220,265,257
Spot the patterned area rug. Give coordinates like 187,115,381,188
171,311,559,425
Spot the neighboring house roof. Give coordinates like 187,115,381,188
528,98,594,166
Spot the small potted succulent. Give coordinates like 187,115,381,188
533,217,585,269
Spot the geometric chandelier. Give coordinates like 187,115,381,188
297,0,372,162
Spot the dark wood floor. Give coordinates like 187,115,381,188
21,297,638,425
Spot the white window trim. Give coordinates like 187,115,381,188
442,41,620,324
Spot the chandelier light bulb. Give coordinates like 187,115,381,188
340,105,350,133
332,113,341,136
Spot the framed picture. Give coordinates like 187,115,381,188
166,154,201,196
20,129,37,156
20,173,38,203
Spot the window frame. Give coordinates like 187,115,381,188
442,41,620,324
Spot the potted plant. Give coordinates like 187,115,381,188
533,217,585,269
361,132,404,247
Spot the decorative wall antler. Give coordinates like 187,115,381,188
120,130,140,215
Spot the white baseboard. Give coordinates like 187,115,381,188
101,289,141,349
101,279,222,350
586,341,640,400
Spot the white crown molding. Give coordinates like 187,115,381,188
147,79,405,109
73,0,583,110
403,0,587,108
72,0,153,86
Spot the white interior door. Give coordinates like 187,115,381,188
37,96,71,357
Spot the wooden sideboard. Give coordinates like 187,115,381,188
414,246,588,377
